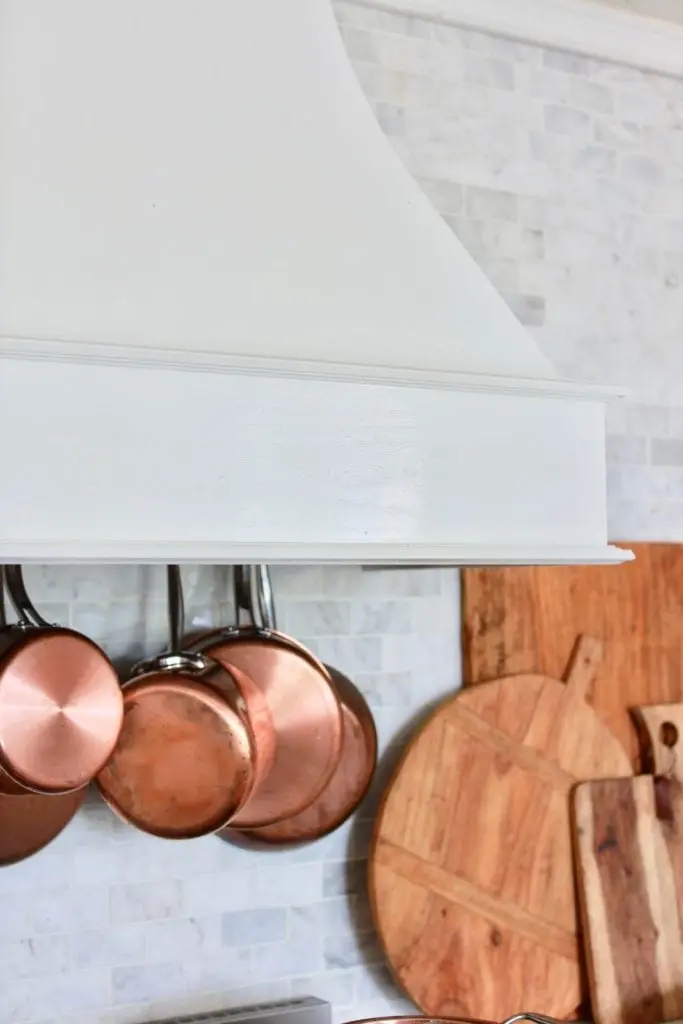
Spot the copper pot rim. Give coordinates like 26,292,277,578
189,624,332,679
0,625,123,795
97,669,256,840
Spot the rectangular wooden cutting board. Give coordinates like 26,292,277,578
573,773,683,1024
461,543,683,759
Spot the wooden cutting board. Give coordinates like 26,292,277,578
573,704,683,1024
462,543,683,760
370,636,631,1023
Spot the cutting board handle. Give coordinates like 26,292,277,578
564,635,603,702
632,703,683,780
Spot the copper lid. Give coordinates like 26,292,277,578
0,630,123,793
0,787,84,866
97,673,254,839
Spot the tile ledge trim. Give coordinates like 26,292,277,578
353,0,683,78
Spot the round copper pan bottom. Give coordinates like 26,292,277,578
0,787,84,866
196,630,343,829
230,667,376,844
0,630,123,794
97,676,254,839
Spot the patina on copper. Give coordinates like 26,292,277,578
96,567,256,839
235,664,376,844
0,566,123,795
189,566,343,830
0,786,85,866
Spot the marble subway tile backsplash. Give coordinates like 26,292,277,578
1,566,459,1024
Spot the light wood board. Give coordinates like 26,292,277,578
461,543,683,760
370,637,631,1022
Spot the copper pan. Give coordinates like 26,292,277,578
226,569,377,843
97,567,256,840
188,566,343,829
232,663,376,844
0,787,84,866
0,566,123,796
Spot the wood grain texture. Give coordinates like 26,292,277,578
633,704,683,780
370,638,631,1023
461,543,683,760
573,775,683,1024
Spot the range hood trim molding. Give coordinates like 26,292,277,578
0,337,625,402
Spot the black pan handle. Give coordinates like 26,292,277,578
4,565,52,628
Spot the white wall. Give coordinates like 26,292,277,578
3,3,683,1022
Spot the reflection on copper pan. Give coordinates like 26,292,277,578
97,667,255,840
199,630,343,828
0,567,123,795
0,786,84,866
236,665,376,844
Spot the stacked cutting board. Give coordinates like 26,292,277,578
369,544,683,1024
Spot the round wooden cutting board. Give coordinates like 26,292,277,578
369,636,631,1023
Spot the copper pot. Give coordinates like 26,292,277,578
234,663,377,845
0,566,123,795
188,565,343,829
97,566,257,839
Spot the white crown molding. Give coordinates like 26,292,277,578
355,0,683,78
0,540,632,565
0,336,625,401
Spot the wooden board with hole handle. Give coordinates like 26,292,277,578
370,637,631,1023
573,703,683,1024
461,543,683,762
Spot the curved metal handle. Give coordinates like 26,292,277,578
503,1014,568,1024
166,565,185,654
4,565,52,628
252,565,277,631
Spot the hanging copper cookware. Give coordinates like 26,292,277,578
0,787,85,866
0,565,123,796
97,566,257,839
187,565,343,830
228,568,377,844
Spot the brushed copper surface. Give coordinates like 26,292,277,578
97,666,255,839
0,629,123,794
0,786,84,866
194,628,343,829
237,665,376,843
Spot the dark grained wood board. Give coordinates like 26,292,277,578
370,637,631,1023
574,775,683,1024
461,543,683,761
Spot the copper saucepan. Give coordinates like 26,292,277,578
188,565,343,829
228,568,377,845
97,566,257,839
0,565,123,796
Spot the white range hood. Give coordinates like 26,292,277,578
0,0,628,565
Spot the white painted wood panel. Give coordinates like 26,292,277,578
0,358,625,564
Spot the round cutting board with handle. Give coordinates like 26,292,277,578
369,636,631,1023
